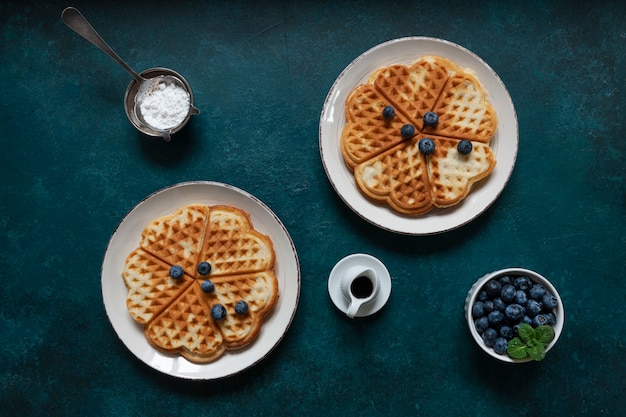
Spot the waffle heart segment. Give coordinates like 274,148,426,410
354,137,433,215
210,271,279,348
122,248,194,324
426,136,497,208
371,57,453,130
424,68,498,142
201,206,275,277
341,84,411,169
146,283,225,364
140,204,209,277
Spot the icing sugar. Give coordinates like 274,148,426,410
138,82,190,130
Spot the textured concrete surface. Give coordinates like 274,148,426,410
1,0,624,415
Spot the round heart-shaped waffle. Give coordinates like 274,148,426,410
122,204,278,363
342,55,497,215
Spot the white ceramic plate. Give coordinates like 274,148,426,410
101,181,300,379
319,37,518,235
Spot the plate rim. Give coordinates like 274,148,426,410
319,36,519,235
100,180,301,380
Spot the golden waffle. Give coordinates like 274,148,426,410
202,206,275,276
423,68,498,142
140,204,209,277
122,248,194,324
208,271,278,348
146,283,225,364
371,57,454,130
341,84,412,169
122,204,279,364
354,137,432,215
426,136,496,208
341,55,497,215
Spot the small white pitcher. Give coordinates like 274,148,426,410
340,267,380,318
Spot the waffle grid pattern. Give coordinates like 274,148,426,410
341,84,410,168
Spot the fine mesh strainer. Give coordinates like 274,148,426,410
125,68,199,141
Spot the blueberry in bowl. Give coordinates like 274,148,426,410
464,268,564,363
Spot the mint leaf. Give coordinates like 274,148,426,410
507,337,528,359
534,325,555,345
506,323,556,361
517,323,535,343
527,343,546,361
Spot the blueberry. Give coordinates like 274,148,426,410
493,337,508,355
522,315,533,325
169,265,184,279
457,139,473,155
485,280,502,297
544,312,557,326
483,300,494,314
499,325,515,339
482,328,498,347
488,310,504,326
478,290,488,302
514,276,532,291
235,300,249,315
505,304,525,321
526,299,542,317
401,124,415,138
472,301,485,318
529,284,547,300
423,111,439,126
382,105,395,120
532,314,549,327
498,275,514,286
211,304,227,320
200,279,215,293
542,293,558,310
492,297,507,311
501,284,516,303
514,290,528,306
197,261,211,275
475,316,489,333
418,137,435,154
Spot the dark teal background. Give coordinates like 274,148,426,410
1,0,625,415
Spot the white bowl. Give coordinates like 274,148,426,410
464,268,564,363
